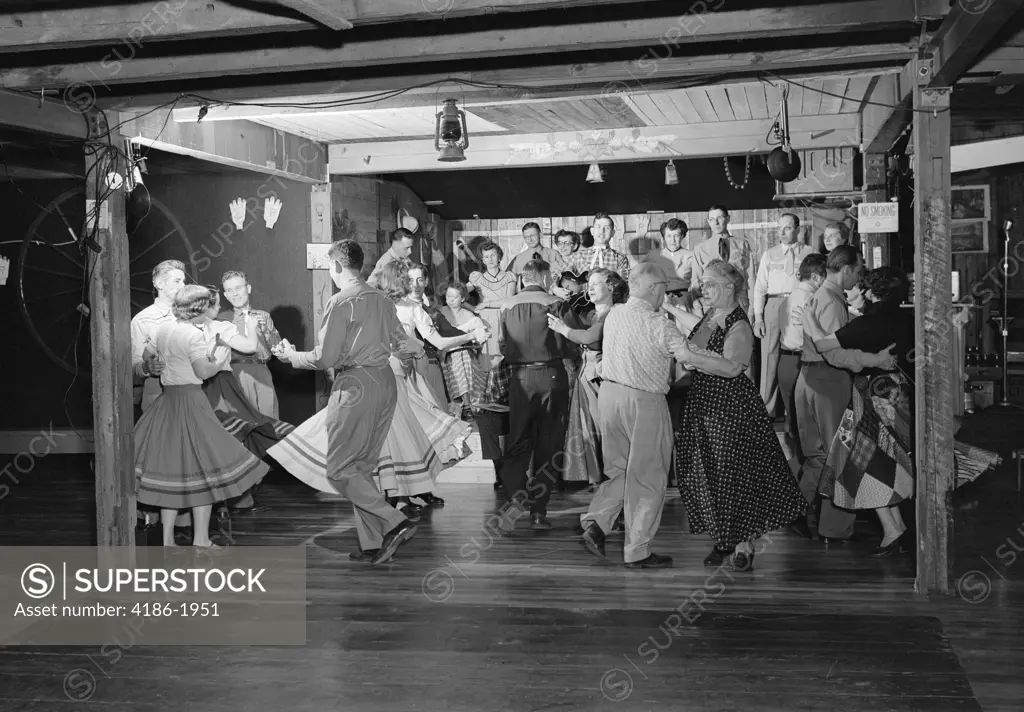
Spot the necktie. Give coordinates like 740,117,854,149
718,238,730,261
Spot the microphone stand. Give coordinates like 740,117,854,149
994,220,1024,410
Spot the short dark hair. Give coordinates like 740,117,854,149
590,267,629,304
521,259,551,283
391,228,414,244
826,244,861,272
554,229,580,251
661,218,688,236
863,266,910,305
172,285,214,321
580,227,594,248
593,213,615,229
779,212,800,228
798,253,828,281
221,270,247,285
522,222,541,234
328,239,364,271
479,240,504,262
442,280,470,302
708,204,730,217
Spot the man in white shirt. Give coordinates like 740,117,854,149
507,222,561,284
689,205,755,318
129,259,190,532
753,213,814,417
642,218,692,292
777,253,827,446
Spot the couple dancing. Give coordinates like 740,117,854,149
269,251,485,560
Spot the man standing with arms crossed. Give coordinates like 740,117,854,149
752,213,813,420
580,263,684,569
278,240,417,565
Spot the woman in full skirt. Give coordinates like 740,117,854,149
267,355,471,507
668,261,806,571
136,285,268,548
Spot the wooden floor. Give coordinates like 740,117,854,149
1,412,1022,711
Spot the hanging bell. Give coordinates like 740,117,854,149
586,163,604,183
664,160,679,186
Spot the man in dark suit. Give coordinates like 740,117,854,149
496,259,576,533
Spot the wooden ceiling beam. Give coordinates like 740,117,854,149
119,108,328,183
101,41,916,111
0,2,934,91
272,0,355,31
860,61,918,154
328,113,860,174
0,0,666,53
928,0,1024,87
178,68,902,123
0,88,90,139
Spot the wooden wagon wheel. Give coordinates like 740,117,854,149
16,187,195,376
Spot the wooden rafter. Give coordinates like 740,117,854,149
179,68,901,123
0,0,667,52
928,0,1024,87
102,42,917,111
0,1,939,92
0,88,90,139
272,0,355,31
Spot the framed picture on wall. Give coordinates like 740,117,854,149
951,219,988,253
951,185,990,220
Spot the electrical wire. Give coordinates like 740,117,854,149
759,71,951,114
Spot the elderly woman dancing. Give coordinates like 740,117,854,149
666,260,806,571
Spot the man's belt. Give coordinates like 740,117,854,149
780,348,802,356
803,360,836,369
766,293,791,299
232,355,269,365
510,360,562,368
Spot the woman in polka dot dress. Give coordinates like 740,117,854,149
669,260,806,571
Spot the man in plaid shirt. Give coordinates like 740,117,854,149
562,213,631,280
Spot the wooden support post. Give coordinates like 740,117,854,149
911,62,954,595
859,153,890,269
310,183,333,413
86,114,136,559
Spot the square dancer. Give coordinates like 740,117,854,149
278,240,417,565
580,262,682,569
495,259,575,532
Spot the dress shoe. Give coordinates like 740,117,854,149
703,546,734,566
416,493,445,507
371,521,418,566
530,513,552,531
624,553,673,569
349,548,381,562
581,521,607,558
868,533,905,558
729,550,755,572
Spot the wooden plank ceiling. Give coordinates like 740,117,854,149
249,78,879,143
2,0,1023,174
